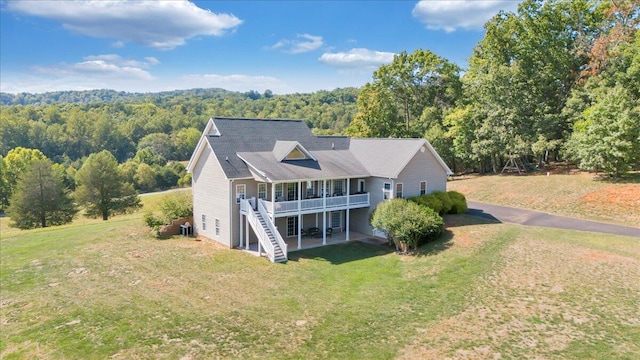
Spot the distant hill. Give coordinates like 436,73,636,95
0,88,248,106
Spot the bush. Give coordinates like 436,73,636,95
431,191,453,215
371,198,444,251
143,212,165,236
160,193,192,221
447,191,467,214
409,194,443,214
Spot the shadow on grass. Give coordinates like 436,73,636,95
287,241,393,265
411,229,455,258
596,172,640,184
445,213,501,227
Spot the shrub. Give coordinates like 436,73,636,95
409,194,443,214
447,191,468,214
431,191,453,215
160,193,192,221
143,212,164,236
371,198,444,251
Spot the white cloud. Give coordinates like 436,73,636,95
8,0,242,50
412,0,519,32
178,74,290,93
319,48,395,68
31,54,159,83
270,34,324,54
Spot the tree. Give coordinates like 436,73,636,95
370,198,444,251
566,84,639,176
2,147,47,208
7,159,77,229
75,150,141,220
346,49,461,138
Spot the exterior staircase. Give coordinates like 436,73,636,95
241,198,287,263
254,211,287,263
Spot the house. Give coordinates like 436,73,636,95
186,117,452,262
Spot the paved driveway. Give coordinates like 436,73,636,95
467,201,640,238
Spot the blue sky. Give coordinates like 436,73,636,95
0,0,520,94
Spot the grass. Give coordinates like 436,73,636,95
2,191,639,359
447,172,640,227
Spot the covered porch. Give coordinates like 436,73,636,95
241,230,374,257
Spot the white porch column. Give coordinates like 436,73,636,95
297,181,302,249
322,179,327,245
346,178,350,241
245,214,249,249
239,211,243,248
271,182,276,221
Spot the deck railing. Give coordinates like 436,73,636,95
260,192,369,216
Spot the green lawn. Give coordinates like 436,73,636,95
2,198,639,358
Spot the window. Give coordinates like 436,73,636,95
306,181,315,198
215,218,220,236
258,183,267,200
235,184,246,204
331,211,342,230
286,216,298,237
333,179,344,196
396,183,403,198
383,182,392,200
419,181,427,196
287,183,297,201
358,179,365,193
201,214,207,231
275,183,283,201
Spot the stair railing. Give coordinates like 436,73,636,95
258,199,287,258
241,199,276,262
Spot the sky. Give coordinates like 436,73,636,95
0,0,521,95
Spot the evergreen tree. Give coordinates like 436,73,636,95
7,159,77,229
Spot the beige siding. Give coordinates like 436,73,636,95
350,176,389,235
396,147,448,197
192,146,231,247
230,178,259,247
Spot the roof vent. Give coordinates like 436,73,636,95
332,143,335,149
225,156,229,161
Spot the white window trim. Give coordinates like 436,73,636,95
383,182,392,200
395,183,403,199
258,183,267,200
286,216,298,237
236,184,246,204
358,179,365,193
419,181,427,196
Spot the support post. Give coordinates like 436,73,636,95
323,179,327,245
346,178,350,241
245,214,249,249
298,181,302,250
239,210,243,248
271,182,276,221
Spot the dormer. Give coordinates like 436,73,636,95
273,141,316,162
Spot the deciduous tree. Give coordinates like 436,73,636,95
75,150,141,220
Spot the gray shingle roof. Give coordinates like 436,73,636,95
196,117,451,181
238,150,369,182
205,118,349,179
349,138,425,178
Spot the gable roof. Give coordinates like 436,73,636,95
187,117,452,181
349,138,453,177
272,141,317,162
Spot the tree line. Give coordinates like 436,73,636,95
1,0,638,229
347,0,639,176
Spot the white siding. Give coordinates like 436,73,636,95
396,147,448,197
192,146,231,246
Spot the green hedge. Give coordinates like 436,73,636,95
409,190,468,215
